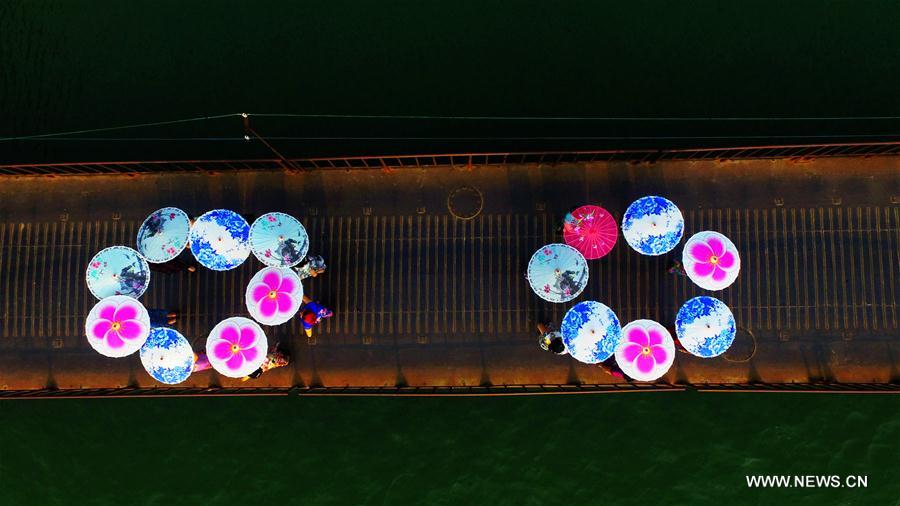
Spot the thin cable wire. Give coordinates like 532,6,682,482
0,113,241,142
3,111,899,142
248,112,900,121
10,133,900,141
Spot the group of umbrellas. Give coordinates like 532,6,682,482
526,197,741,382
84,208,311,384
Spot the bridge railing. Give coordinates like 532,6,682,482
2,141,899,176
3,382,900,399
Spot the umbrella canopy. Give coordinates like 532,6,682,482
189,209,251,271
621,196,684,256
615,319,676,381
563,205,618,260
136,207,191,263
84,295,151,357
246,267,304,326
675,296,736,358
249,212,309,268
86,246,150,300
205,317,268,378
140,327,194,384
683,231,741,290
560,301,623,363
526,243,589,303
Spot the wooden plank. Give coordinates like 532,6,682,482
808,209,819,330
789,209,801,330
754,209,762,329
742,208,752,330
886,208,898,328
815,208,826,331
353,216,362,337
865,207,880,330
415,214,422,336
846,207,859,329
2,224,17,337
856,207,868,330
836,207,849,329
513,214,522,333
407,216,415,337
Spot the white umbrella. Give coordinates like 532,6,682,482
136,207,191,263
560,301,623,364
621,196,684,255
245,267,304,326
84,295,151,357
189,209,251,271
683,231,740,290
526,243,589,303
205,317,268,378
140,327,195,385
675,296,736,358
249,212,309,268
615,320,675,381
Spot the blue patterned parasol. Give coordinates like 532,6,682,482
136,207,191,263
526,243,589,303
621,196,685,255
249,212,309,268
560,301,623,363
86,246,150,300
189,209,251,271
675,296,736,358
140,327,195,384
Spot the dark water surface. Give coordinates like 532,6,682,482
1,393,899,505
1,0,899,162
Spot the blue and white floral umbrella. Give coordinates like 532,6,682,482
526,244,589,303
621,196,685,256
189,209,251,271
560,301,623,363
140,327,195,385
249,212,309,268
136,207,191,263
675,296,736,358
86,246,150,300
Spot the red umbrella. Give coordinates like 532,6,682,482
563,205,618,260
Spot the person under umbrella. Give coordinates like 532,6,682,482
189,209,252,271
598,359,627,380
192,352,213,372
249,212,309,268
667,259,687,277
148,308,179,326
241,342,291,381
148,250,198,274
538,319,625,378
86,246,150,300
562,205,618,260
536,322,567,355
300,295,334,337
526,244,589,303
296,255,326,281
137,207,194,270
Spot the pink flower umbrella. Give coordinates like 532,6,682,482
84,295,151,357
614,319,676,382
682,231,741,290
245,267,304,326
206,317,268,378
563,205,618,260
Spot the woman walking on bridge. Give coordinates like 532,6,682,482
300,295,334,337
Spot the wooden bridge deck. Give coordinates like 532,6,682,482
0,155,897,391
